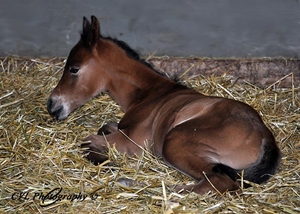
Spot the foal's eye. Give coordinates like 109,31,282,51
69,68,80,74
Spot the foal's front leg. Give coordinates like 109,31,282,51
97,122,119,135
82,129,143,165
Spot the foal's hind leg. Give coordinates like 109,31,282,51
174,167,240,194
162,131,239,194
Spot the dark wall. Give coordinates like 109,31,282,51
1,0,299,58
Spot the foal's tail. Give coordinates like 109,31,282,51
212,138,281,186
243,138,281,184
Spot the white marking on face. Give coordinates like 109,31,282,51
60,96,71,119
50,94,72,120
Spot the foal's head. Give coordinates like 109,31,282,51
47,16,131,120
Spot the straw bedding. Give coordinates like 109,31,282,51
0,56,299,213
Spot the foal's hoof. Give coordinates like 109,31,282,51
81,135,110,165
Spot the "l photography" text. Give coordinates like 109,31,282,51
11,187,99,206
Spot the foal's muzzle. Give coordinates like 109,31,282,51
47,98,64,120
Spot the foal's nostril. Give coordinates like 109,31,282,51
47,98,53,109
47,98,54,114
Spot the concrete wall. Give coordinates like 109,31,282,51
1,0,300,58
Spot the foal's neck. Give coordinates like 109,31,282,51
105,53,176,112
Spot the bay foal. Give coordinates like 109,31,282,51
47,16,280,194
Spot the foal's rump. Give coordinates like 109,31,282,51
161,94,280,186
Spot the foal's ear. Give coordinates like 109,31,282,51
81,16,101,47
82,17,91,39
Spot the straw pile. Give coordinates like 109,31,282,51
0,56,299,213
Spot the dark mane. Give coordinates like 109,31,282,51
104,37,141,60
103,36,171,78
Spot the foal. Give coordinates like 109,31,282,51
47,16,281,194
